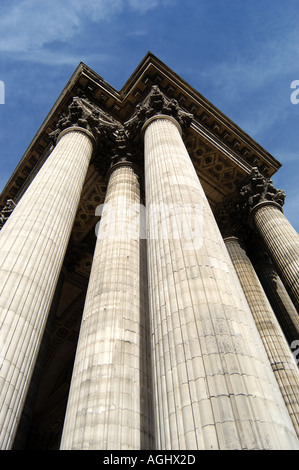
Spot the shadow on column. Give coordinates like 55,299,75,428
12,270,67,449
249,242,299,348
12,267,89,450
139,238,156,449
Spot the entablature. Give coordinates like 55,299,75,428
0,52,282,235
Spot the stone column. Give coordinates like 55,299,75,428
250,244,299,348
143,113,299,450
60,161,154,450
13,268,67,450
0,126,95,449
240,168,299,311
224,235,299,437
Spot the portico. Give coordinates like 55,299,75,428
0,53,298,450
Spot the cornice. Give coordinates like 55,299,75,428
0,52,282,211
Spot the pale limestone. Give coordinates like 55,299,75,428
251,202,299,311
252,244,299,346
0,128,94,449
143,115,299,450
60,163,153,450
225,235,299,437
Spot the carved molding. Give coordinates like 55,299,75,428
239,167,285,214
124,85,193,138
49,85,193,176
49,93,144,174
215,167,286,238
49,92,122,143
0,199,16,230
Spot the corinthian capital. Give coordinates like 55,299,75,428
239,167,285,213
49,94,123,147
124,85,193,138
48,94,142,173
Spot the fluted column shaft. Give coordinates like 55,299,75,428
0,127,94,449
251,251,299,347
225,236,299,437
143,114,299,450
250,202,299,311
60,162,153,450
13,268,67,450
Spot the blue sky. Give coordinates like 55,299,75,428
0,0,298,230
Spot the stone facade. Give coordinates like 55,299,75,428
0,53,298,450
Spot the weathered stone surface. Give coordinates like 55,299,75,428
251,246,299,346
60,162,153,450
1,55,299,451
143,115,299,450
225,235,299,438
238,167,299,312
252,204,299,312
0,128,94,449
239,167,285,213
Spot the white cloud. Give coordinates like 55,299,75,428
8,49,112,68
0,0,174,55
0,0,119,53
127,0,175,13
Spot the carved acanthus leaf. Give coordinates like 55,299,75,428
239,167,285,212
48,94,143,172
48,87,193,173
124,85,193,138
0,199,16,230
49,94,123,147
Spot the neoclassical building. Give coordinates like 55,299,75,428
0,53,299,450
